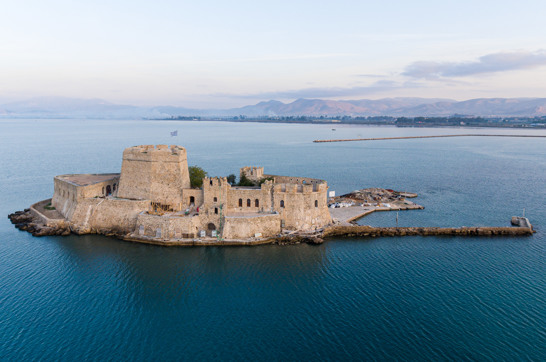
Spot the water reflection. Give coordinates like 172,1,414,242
51,234,329,304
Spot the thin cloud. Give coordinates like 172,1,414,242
200,53,352,65
211,80,416,99
403,50,546,79
355,73,387,78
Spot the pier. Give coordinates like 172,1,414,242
329,204,424,224
313,134,546,143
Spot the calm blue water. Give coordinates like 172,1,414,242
1,120,545,360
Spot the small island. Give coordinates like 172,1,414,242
8,144,534,245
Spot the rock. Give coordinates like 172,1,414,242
304,237,324,245
8,209,71,238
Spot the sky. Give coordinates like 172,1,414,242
1,0,546,108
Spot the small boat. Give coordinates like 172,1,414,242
332,128,336,131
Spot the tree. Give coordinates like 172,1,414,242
226,174,237,185
258,176,274,185
189,166,207,188
238,172,256,186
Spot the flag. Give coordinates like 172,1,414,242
170,130,178,137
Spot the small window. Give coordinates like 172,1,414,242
247,199,251,207
280,200,285,208
315,200,318,208
210,179,213,186
255,199,259,207
214,197,217,202
214,207,218,215
239,198,243,207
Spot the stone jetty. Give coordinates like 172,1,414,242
314,134,546,143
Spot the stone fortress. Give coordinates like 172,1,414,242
52,145,332,242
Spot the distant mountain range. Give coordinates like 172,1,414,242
1,96,546,119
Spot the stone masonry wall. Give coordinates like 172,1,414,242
52,175,120,219
273,183,331,230
181,188,204,209
240,166,264,182
68,198,151,234
222,213,281,239
117,145,190,209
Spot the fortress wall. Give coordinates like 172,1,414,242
78,177,120,199
52,179,80,219
201,177,230,213
134,212,225,240
225,187,269,213
135,213,201,239
117,145,190,207
30,200,69,229
182,188,204,209
273,184,331,230
196,213,223,235
222,213,281,239
52,175,121,219
272,176,325,186
240,166,264,181
68,198,151,234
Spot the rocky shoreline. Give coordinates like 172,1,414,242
8,209,533,245
8,209,70,237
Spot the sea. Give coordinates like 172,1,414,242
0,119,545,361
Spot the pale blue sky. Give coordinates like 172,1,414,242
1,0,546,107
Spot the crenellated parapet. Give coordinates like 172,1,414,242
121,145,188,163
272,181,328,194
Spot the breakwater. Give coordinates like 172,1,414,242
322,224,534,238
314,134,546,143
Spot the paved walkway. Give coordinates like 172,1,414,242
329,203,424,224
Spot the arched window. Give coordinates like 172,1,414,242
214,207,218,215
106,185,112,196
239,198,243,207
280,200,285,208
210,179,213,186
255,199,259,207
315,200,318,208
247,199,251,207
214,197,217,202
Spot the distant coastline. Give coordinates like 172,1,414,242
157,116,546,129
3,96,546,125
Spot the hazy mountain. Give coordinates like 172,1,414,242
401,98,546,117
225,97,546,117
2,96,546,119
0,97,168,119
